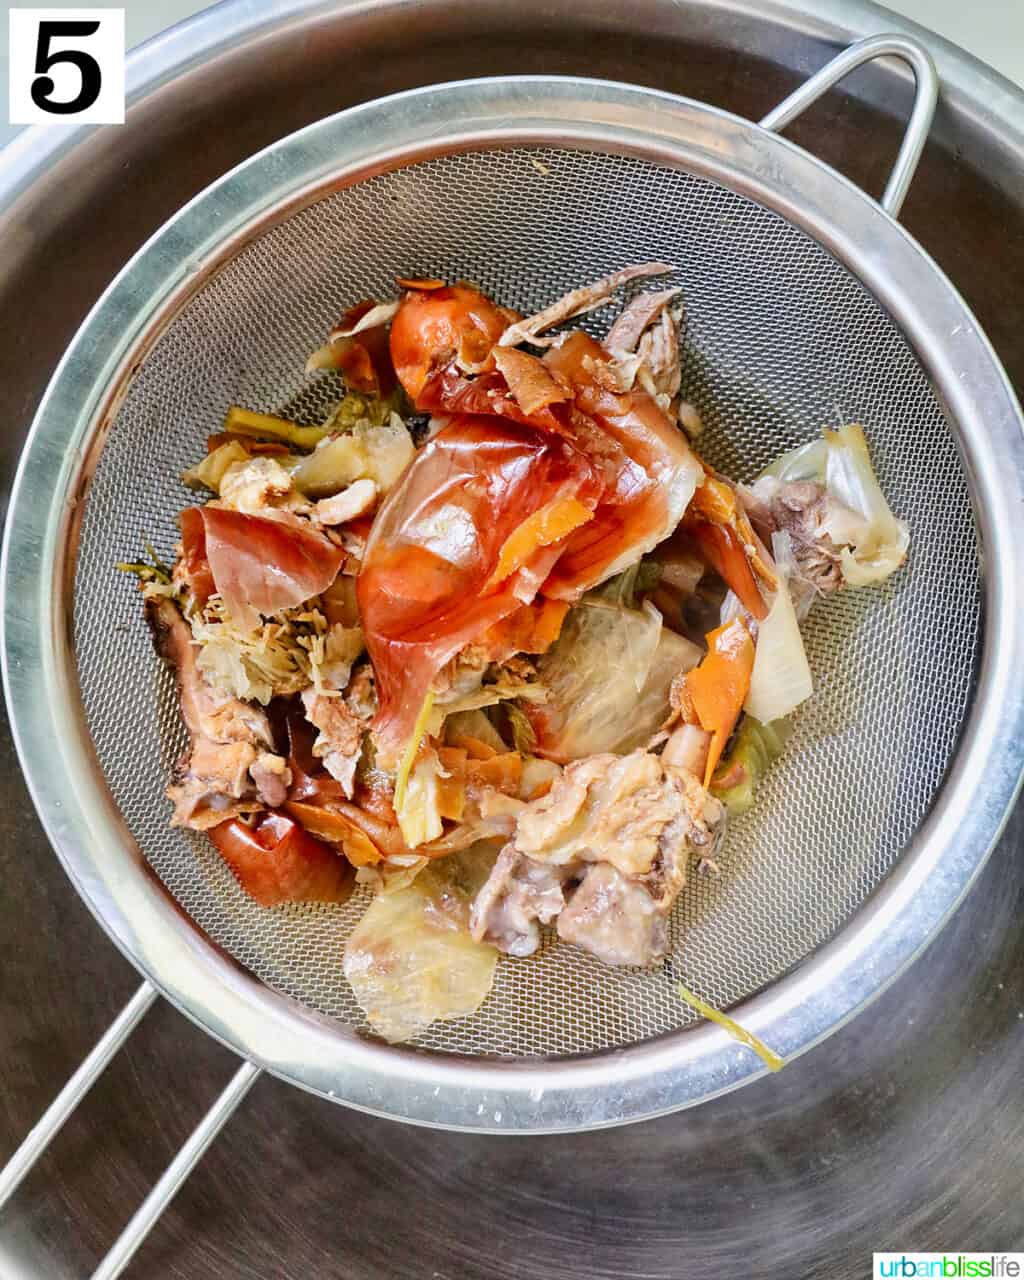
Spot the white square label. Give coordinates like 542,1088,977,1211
9,9,125,125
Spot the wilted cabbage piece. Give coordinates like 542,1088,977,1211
532,598,701,761
343,844,500,1043
710,716,791,817
291,416,415,498
761,424,909,587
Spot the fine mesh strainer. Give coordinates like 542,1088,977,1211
4,34,1024,1278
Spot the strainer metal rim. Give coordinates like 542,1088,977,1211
4,73,1024,1133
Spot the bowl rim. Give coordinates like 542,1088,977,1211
4,74,1024,1132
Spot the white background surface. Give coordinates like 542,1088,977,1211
2,1,1023,148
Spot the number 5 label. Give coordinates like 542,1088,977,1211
9,9,125,124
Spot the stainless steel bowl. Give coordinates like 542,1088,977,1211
6,2,1024,1280
6,49,1024,1135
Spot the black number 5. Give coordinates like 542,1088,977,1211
30,20,103,115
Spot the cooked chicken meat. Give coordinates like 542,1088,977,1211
218,456,294,514
605,287,682,352
301,685,370,797
470,750,726,966
469,845,566,958
556,863,668,967
314,477,378,526
248,751,291,808
742,478,844,596
498,262,674,348
146,596,291,828
604,287,684,422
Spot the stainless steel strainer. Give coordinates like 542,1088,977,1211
4,33,1024,1278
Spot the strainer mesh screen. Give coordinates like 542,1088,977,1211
73,146,980,1056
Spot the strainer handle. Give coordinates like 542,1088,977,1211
759,33,939,217
0,981,262,1279
0,981,158,1211
91,1058,262,1280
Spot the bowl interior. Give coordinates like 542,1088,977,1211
72,142,981,1057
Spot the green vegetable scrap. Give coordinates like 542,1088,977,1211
677,983,785,1072
709,716,791,817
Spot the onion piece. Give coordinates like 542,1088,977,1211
822,425,909,586
760,424,909,588
743,532,813,725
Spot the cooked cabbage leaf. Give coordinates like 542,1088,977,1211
343,844,500,1042
533,599,701,761
677,984,784,1071
709,715,791,816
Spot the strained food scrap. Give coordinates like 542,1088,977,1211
122,268,908,1042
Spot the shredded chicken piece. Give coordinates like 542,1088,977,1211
677,400,703,440
582,352,645,394
740,476,852,601
497,263,674,348
601,288,684,418
345,660,378,720
314,478,378,526
218,456,295,515
637,306,682,402
301,686,369,797
147,596,290,828
606,288,682,351
249,751,293,808
470,750,726,966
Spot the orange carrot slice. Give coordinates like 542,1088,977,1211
685,618,755,787
486,497,595,589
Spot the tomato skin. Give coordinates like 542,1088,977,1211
357,415,600,763
179,507,216,608
415,363,566,433
389,284,511,400
185,506,345,629
541,332,704,600
209,813,354,907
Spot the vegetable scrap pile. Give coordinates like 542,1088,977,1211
122,266,909,1044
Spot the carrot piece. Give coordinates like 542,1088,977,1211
690,522,768,621
486,497,595,588
467,752,523,794
689,471,738,524
685,619,755,787
477,598,569,659
435,772,466,822
396,276,446,290
435,746,468,821
283,801,383,867
459,736,498,762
